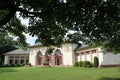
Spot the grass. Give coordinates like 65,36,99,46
0,67,120,80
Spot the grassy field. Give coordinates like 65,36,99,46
0,67,120,80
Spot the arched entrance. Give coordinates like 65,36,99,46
54,49,62,65
36,51,42,65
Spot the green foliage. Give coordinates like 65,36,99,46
0,34,29,63
45,47,54,55
79,61,83,67
74,61,91,67
43,62,49,65
0,59,2,66
93,57,99,67
0,0,120,52
74,62,79,67
82,61,91,67
0,64,23,67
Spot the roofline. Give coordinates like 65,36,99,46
75,45,100,51
29,44,44,48
4,53,29,55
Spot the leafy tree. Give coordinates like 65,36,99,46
0,34,28,63
0,0,120,52
45,47,54,55
0,34,16,63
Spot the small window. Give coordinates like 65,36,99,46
21,56,25,58
26,56,29,58
15,56,19,58
86,51,90,54
91,50,96,53
76,53,79,56
9,56,13,58
81,52,84,55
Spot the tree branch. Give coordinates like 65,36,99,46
0,9,16,28
17,8,41,17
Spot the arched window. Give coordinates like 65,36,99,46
54,49,61,55
54,49,62,65
36,51,42,65
37,51,42,56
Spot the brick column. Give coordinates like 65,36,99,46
61,54,63,66
42,55,46,65
90,51,92,63
51,55,55,66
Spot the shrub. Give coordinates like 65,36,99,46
82,61,91,67
16,64,22,67
74,62,79,67
0,59,3,67
93,56,99,67
10,64,15,67
25,63,32,66
78,61,83,67
43,62,49,65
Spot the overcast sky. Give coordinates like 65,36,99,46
20,18,37,45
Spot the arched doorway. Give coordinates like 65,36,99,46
36,51,42,65
54,49,62,65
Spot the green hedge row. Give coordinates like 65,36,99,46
74,61,92,67
74,56,99,68
0,64,24,67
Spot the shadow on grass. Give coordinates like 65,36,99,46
0,68,17,74
98,77,120,80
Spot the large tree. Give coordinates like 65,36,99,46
0,0,120,53
0,33,28,64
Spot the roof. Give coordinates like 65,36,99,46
29,43,43,48
75,44,99,51
4,49,29,55
75,44,88,51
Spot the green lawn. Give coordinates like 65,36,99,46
0,67,120,80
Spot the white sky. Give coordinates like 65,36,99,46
20,18,37,45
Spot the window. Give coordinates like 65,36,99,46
86,51,90,54
15,59,19,64
9,56,13,58
26,59,29,64
20,60,24,64
81,52,84,55
9,59,13,64
91,50,96,53
76,53,79,56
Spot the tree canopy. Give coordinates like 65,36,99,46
0,33,29,63
0,0,120,53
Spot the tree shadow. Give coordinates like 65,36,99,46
0,68,17,74
98,77,120,80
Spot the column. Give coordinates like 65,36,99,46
61,54,63,66
80,53,82,61
24,56,26,64
13,56,15,64
51,55,55,66
42,55,46,65
90,51,92,63
96,49,99,57
85,52,86,61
